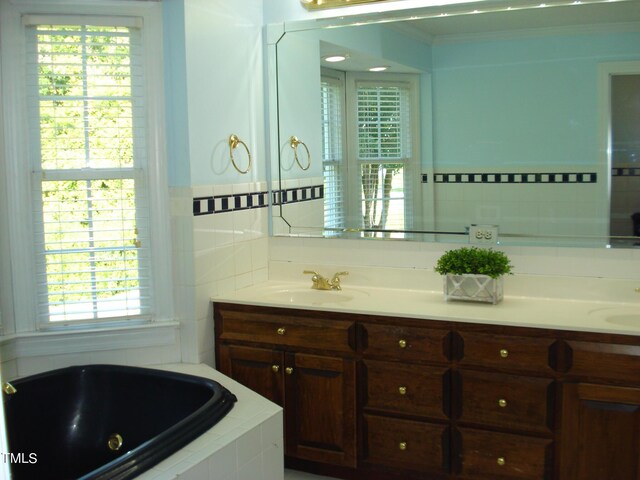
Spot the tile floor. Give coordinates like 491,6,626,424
284,469,338,480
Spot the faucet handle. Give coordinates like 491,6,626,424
331,271,349,290
303,270,320,285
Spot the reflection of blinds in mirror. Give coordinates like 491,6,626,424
321,74,345,233
357,83,411,160
357,82,411,232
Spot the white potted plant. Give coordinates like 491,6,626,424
434,247,513,304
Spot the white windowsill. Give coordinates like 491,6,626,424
0,321,180,360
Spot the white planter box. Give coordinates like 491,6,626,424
443,274,504,304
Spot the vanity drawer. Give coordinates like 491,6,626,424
362,323,449,363
218,310,354,352
565,340,640,384
363,360,449,420
456,427,552,479
362,413,449,474
457,331,555,375
456,371,554,433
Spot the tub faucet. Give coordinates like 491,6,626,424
304,270,349,291
2,382,16,395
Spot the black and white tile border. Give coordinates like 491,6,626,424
423,172,598,184
193,185,324,216
612,167,640,177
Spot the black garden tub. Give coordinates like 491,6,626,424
3,364,237,480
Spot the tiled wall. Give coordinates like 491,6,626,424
270,235,640,283
429,168,607,240
273,177,324,235
171,181,270,368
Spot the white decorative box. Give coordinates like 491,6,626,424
444,274,504,305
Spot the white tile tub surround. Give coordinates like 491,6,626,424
137,363,284,480
184,182,269,366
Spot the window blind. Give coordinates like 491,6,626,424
356,83,411,161
321,74,345,233
356,82,412,233
27,23,151,324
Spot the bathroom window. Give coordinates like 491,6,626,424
28,21,149,324
11,14,171,328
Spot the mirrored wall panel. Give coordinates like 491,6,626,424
272,0,640,247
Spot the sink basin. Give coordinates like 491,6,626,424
260,287,369,306
588,306,640,327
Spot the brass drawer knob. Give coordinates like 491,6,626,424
398,386,407,395
277,327,286,336
398,339,407,349
285,367,294,375
398,442,407,451
499,348,509,358
272,365,280,373
498,398,507,408
497,456,506,466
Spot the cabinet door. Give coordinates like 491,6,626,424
285,352,356,467
217,344,284,406
559,382,640,480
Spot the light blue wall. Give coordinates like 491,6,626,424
163,0,191,187
163,0,266,187
432,30,640,169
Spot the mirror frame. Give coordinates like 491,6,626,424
300,0,391,11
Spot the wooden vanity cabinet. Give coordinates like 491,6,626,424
557,336,640,480
452,329,557,479
359,322,452,479
214,303,357,468
214,302,640,480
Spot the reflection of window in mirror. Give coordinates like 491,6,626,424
320,70,420,238
609,72,640,241
321,68,347,235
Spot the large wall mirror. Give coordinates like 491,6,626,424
270,0,640,247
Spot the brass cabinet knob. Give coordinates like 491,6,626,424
277,327,286,336
398,442,407,451
285,367,294,375
272,365,280,373
398,386,407,395
499,348,509,358
497,456,506,466
398,339,407,349
498,398,507,408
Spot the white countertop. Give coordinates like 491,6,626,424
212,280,640,337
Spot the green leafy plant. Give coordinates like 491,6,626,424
434,247,513,279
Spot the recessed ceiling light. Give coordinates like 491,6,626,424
369,66,388,72
323,55,348,63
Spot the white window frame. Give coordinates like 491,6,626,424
345,71,422,234
1,1,173,335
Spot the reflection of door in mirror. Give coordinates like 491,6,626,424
610,72,640,241
320,70,421,238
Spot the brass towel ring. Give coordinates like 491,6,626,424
289,136,311,171
229,134,252,174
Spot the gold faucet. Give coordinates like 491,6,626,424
304,270,349,291
2,382,16,395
